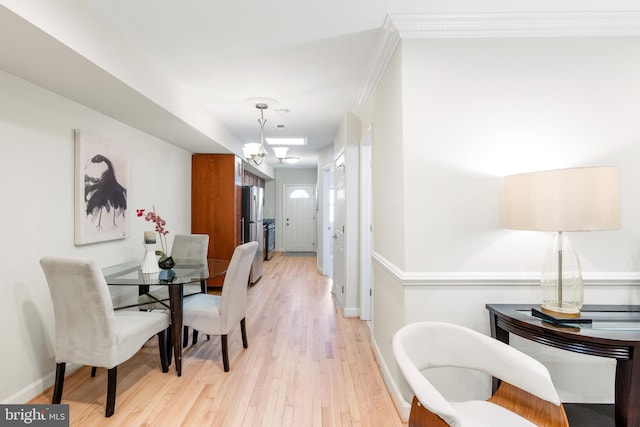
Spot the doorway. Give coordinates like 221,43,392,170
284,184,316,253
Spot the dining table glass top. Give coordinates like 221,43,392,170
103,258,229,286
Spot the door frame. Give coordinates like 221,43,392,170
359,126,373,322
322,165,335,277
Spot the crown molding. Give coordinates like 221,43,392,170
354,11,640,115
389,11,640,39
353,15,400,116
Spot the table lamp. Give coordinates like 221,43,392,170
505,166,621,316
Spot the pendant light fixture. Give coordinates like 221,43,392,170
242,103,269,166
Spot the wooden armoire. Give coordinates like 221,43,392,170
191,154,243,286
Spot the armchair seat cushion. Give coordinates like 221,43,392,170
451,401,536,427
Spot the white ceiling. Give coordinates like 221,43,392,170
3,0,640,170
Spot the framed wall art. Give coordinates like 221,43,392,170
74,130,129,245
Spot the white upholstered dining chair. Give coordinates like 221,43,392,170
40,256,170,417
138,234,209,345
392,321,569,427
181,241,258,372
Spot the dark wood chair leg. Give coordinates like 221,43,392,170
192,330,199,345
183,326,189,348
241,318,248,349
166,325,173,365
158,329,169,373
52,363,65,404
105,367,117,417
91,367,97,377
221,335,229,372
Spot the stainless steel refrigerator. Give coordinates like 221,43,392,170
242,185,264,283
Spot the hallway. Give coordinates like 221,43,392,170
29,253,404,426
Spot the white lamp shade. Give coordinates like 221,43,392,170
272,146,289,159
242,143,261,158
505,166,621,232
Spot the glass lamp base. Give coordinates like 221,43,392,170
540,304,581,317
540,231,584,316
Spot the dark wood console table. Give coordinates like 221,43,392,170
486,304,640,427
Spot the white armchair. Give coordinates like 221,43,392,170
392,321,569,427
181,241,258,371
40,256,170,417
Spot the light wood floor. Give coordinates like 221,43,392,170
30,252,406,426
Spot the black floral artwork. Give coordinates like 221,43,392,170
84,154,127,229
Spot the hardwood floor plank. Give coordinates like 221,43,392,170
29,253,405,426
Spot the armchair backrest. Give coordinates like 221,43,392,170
393,321,561,427
219,241,258,331
171,234,209,260
40,256,118,368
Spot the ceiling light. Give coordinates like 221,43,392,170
265,137,307,146
242,103,269,166
272,146,300,165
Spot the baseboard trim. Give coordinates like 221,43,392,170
343,307,360,318
371,335,410,421
2,363,81,404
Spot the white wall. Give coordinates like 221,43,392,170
0,70,192,403
401,37,640,275
361,36,640,414
264,179,276,220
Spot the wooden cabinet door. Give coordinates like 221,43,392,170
192,154,241,261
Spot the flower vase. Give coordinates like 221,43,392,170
141,243,160,273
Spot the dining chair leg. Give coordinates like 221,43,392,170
105,367,117,417
158,329,169,373
166,325,173,365
240,317,248,349
91,367,97,377
192,329,199,345
52,363,65,404
183,326,189,348
221,335,229,372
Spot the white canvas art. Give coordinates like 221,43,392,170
74,130,129,245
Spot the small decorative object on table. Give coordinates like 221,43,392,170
158,269,176,283
141,231,160,273
158,256,175,270
137,206,172,271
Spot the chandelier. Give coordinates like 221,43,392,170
242,103,269,166
272,146,300,164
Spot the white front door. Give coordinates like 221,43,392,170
284,184,316,252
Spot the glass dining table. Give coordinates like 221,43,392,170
103,259,229,376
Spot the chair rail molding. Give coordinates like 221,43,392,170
372,251,640,287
